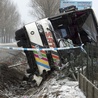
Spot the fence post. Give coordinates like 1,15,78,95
86,43,89,79
91,43,94,83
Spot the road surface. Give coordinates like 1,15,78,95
0,42,22,63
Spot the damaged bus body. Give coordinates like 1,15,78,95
15,8,98,86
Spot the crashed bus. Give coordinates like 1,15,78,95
15,7,98,86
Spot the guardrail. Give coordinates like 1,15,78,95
79,73,98,98
78,43,98,98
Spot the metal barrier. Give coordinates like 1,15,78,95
78,43,98,98
79,73,98,98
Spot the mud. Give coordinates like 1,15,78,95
0,52,29,98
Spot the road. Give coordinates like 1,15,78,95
0,42,21,63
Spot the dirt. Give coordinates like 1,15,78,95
0,51,60,98
0,50,86,98
0,52,29,98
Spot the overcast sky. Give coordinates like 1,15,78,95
11,0,98,24
11,0,37,24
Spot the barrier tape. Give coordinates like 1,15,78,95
0,44,87,53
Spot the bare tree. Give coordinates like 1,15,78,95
30,0,60,19
0,0,20,43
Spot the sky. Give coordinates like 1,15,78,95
11,0,37,24
11,0,98,24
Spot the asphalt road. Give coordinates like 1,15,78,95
0,42,21,63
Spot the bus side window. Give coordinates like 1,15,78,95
60,29,67,38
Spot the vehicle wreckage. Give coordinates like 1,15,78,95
15,6,98,86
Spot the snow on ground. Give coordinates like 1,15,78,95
0,42,18,47
14,76,86,98
32,78,86,98
0,43,86,98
